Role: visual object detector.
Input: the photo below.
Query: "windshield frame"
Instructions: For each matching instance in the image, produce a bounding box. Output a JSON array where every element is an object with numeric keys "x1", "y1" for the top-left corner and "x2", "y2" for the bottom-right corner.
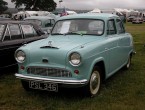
[{"x1": 51, "y1": 18, "x2": 105, "y2": 36}]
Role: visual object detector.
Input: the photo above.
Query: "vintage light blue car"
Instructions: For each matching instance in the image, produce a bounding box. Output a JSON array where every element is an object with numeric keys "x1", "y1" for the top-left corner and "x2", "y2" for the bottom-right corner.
[
  {"x1": 15, "y1": 13, "x2": 135, "y2": 97},
  {"x1": 24, "y1": 16, "x2": 55, "y2": 33}
]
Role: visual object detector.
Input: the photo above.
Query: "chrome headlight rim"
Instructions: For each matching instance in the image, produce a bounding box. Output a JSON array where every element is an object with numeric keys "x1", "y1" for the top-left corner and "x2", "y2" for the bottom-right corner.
[
  {"x1": 15, "y1": 50, "x2": 26, "y2": 63},
  {"x1": 69, "y1": 52, "x2": 81, "y2": 66}
]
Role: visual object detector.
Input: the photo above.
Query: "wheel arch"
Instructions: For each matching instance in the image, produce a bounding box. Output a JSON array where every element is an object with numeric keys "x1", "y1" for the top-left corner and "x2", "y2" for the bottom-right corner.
[
  {"x1": 94, "y1": 61, "x2": 106, "y2": 81},
  {"x1": 89, "y1": 58, "x2": 106, "y2": 81},
  {"x1": 129, "y1": 50, "x2": 136, "y2": 59}
]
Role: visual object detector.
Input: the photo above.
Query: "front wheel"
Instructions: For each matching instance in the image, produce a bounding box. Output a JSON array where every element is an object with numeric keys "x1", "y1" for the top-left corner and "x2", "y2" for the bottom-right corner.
[
  {"x1": 84, "y1": 67, "x2": 102, "y2": 97},
  {"x1": 21, "y1": 80, "x2": 31, "y2": 91}
]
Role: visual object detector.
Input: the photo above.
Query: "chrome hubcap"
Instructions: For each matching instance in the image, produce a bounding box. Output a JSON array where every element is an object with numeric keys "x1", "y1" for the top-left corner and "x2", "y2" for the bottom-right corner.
[
  {"x1": 90, "y1": 71, "x2": 100, "y2": 95},
  {"x1": 92, "y1": 76, "x2": 98, "y2": 90}
]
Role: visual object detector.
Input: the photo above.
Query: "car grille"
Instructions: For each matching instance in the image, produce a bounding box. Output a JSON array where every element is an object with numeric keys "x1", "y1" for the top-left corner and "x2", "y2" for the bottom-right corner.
[{"x1": 27, "y1": 67, "x2": 72, "y2": 77}]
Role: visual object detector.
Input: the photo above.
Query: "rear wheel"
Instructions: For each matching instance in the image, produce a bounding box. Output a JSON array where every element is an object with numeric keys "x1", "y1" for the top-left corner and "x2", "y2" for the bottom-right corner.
[{"x1": 84, "y1": 67, "x2": 102, "y2": 97}]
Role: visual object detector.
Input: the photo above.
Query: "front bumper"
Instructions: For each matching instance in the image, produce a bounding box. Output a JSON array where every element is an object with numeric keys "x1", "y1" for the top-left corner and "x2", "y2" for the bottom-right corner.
[{"x1": 15, "y1": 73, "x2": 88, "y2": 85}]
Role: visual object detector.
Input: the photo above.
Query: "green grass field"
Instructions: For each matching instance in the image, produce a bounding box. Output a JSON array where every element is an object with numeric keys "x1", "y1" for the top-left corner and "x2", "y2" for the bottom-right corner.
[{"x1": 0, "y1": 22, "x2": 145, "y2": 110}]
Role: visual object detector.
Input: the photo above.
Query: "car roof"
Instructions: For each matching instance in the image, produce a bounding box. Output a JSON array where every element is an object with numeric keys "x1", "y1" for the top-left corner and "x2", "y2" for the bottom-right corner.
[
  {"x1": 0, "y1": 20, "x2": 38, "y2": 25},
  {"x1": 25, "y1": 16, "x2": 54, "y2": 20},
  {"x1": 57, "y1": 13, "x2": 119, "y2": 21},
  {"x1": 0, "y1": 20, "x2": 42, "y2": 29},
  {"x1": 0, "y1": 20, "x2": 45, "y2": 35}
]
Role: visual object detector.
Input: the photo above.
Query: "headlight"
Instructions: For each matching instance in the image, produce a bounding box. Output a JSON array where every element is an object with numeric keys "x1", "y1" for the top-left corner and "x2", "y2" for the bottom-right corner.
[
  {"x1": 15, "y1": 50, "x2": 26, "y2": 63},
  {"x1": 69, "y1": 52, "x2": 81, "y2": 66}
]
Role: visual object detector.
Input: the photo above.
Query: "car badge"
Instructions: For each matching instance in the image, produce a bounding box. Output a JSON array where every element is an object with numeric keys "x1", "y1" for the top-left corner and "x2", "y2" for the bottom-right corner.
[{"x1": 48, "y1": 41, "x2": 52, "y2": 47}]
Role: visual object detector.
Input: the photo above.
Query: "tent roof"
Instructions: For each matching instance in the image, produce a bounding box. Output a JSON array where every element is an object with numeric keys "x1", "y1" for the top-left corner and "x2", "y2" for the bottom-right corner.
[{"x1": 90, "y1": 8, "x2": 101, "y2": 13}]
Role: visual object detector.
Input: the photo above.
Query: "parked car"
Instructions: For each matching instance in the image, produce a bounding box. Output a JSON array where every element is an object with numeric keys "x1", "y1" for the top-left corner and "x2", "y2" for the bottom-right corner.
[
  {"x1": 15, "y1": 13, "x2": 135, "y2": 97},
  {"x1": 127, "y1": 16, "x2": 136, "y2": 22},
  {"x1": 52, "y1": 8, "x2": 77, "y2": 17},
  {"x1": 24, "y1": 16, "x2": 55, "y2": 34},
  {"x1": 0, "y1": 20, "x2": 46, "y2": 71},
  {"x1": 53, "y1": 8, "x2": 70, "y2": 16},
  {"x1": 132, "y1": 16, "x2": 144, "y2": 24},
  {"x1": 143, "y1": 16, "x2": 145, "y2": 22},
  {"x1": 0, "y1": 17, "x2": 11, "y2": 20}
]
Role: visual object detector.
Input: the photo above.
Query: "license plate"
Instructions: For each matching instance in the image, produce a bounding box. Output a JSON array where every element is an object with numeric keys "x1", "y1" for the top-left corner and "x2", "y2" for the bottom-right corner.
[{"x1": 29, "y1": 81, "x2": 58, "y2": 92}]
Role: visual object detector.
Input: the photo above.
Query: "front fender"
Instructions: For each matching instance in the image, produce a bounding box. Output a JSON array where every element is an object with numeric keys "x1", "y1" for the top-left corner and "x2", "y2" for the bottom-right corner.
[{"x1": 87, "y1": 57, "x2": 106, "y2": 80}]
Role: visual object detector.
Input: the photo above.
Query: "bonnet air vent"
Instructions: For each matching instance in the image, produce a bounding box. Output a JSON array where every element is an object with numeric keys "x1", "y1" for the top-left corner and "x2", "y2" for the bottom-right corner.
[
  {"x1": 40, "y1": 46, "x2": 59, "y2": 49},
  {"x1": 42, "y1": 58, "x2": 48, "y2": 63}
]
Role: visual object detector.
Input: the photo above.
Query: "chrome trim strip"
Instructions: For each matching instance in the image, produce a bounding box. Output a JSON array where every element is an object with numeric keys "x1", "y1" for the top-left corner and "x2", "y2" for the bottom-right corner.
[{"x1": 15, "y1": 73, "x2": 88, "y2": 85}]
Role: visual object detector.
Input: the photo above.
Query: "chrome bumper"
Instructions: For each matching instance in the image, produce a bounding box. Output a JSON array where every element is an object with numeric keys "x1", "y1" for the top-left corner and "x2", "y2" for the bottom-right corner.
[{"x1": 15, "y1": 73, "x2": 88, "y2": 85}]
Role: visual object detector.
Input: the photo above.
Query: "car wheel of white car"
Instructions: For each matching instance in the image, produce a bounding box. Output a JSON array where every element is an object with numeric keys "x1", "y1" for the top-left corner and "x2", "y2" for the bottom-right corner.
[
  {"x1": 21, "y1": 80, "x2": 31, "y2": 91},
  {"x1": 84, "y1": 67, "x2": 102, "y2": 97}
]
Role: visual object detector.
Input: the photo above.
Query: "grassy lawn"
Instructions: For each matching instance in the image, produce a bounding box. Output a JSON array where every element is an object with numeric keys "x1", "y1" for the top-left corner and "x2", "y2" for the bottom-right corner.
[{"x1": 0, "y1": 22, "x2": 145, "y2": 110}]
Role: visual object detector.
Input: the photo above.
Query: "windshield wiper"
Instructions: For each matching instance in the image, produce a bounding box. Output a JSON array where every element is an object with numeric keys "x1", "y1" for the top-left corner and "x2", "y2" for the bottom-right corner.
[
  {"x1": 51, "y1": 31, "x2": 86, "y2": 36},
  {"x1": 51, "y1": 33, "x2": 63, "y2": 35},
  {"x1": 64, "y1": 31, "x2": 85, "y2": 36}
]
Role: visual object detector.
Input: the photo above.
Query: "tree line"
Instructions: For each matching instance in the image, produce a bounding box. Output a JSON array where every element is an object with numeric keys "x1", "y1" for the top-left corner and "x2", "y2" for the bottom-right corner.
[{"x1": 0, "y1": 0, "x2": 57, "y2": 14}]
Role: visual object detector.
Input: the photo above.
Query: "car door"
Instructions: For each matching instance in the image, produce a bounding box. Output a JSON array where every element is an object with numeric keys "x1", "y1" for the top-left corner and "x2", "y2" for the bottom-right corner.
[
  {"x1": 0, "y1": 23, "x2": 24, "y2": 68},
  {"x1": 116, "y1": 18, "x2": 130, "y2": 65},
  {"x1": 106, "y1": 19, "x2": 121, "y2": 74}
]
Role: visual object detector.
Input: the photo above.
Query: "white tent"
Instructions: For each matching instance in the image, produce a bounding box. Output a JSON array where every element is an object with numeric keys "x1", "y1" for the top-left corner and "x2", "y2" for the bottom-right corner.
[
  {"x1": 89, "y1": 8, "x2": 101, "y2": 13},
  {"x1": 66, "y1": 11, "x2": 77, "y2": 15},
  {"x1": 35, "y1": 11, "x2": 51, "y2": 16},
  {"x1": 25, "y1": 11, "x2": 38, "y2": 16},
  {"x1": 12, "y1": 11, "x2": 37, "y2": 19}
]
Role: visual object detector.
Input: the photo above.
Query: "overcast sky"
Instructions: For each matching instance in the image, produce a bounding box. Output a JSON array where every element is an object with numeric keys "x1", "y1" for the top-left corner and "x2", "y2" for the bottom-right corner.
[{"x1": 4, "y1": 0, "x2": 145, "y2": 10}]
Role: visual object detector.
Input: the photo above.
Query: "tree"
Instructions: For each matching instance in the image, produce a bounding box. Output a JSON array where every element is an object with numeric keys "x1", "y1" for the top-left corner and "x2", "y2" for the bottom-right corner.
[
  {"x1": 11, "y1": 0, "x2": 57, "y2": 11},
  {"x1": 0, "y1": 0, "x2": 8, "y2": 14}
]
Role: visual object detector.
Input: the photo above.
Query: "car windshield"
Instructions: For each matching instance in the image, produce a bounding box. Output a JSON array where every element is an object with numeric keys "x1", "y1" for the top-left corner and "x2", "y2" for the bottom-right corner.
[
  {"x1": 0, "y1": 24, "x2": 5, "y2": 40},
  {"x1": 51, "y1": 19, "x2": 104, "y2": 36},
  {"x1": 25, "y1": 19, "x2": 42, "y2": 26}
]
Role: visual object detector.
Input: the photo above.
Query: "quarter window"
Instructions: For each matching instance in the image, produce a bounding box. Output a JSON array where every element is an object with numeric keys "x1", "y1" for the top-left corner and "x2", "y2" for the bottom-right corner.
[
  {"x1": 21, "y1": 24, "x2": 37, "y2": 38},
  {"x1": 3, "y1": 29, "x2": 10, "y2": 41},
  {"x1": 9, "y1": 24, "x2": 22, "y2": 40},
  {"x1": 0, "y1": 24, "x2": 5, "y2": 40},
  {"x1": 107, "y1": 19, "x2": 117, "y2": 35},
  {"x1": 116, "y1": 19, "x2": 125, "y2": 34}
]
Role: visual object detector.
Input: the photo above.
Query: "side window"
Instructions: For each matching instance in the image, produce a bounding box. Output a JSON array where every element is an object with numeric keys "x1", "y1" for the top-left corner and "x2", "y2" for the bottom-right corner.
[
  {"x1": 107, "y1": 19, "x2": 117, "y2": 35},
  {"x1": 45, "y1": 19, "x2": 53, "y2": 27},
  {"x1": 116, "y1": 19, "x2": 125, "y2": 34},
  {"x1": 21, "y1": 24, "x2": 37, "y2": 38},
  {"x1": 0, "y1": 24, "x2": 5, "y2": 40},
  {"x1": 9, "y1": 24, "x2": 22, "y2": 40},
  {"x1": 3, "y1": 28, "x2": 11, "y2": 41},
  {"x1": 51, "y1": 20, "x2": 55, "y2": 26}
]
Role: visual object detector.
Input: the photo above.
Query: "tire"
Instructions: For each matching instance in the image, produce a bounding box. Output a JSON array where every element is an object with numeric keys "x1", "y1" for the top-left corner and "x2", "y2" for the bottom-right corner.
[
  {"x1": 21, "y1": 80, "x2": 31, "y2": 91},
  {"x1": 124, "y1": 55, "x2": 131, "y2": 70},
  {"x1": 83, "y1": 67, "x2": 102, "y2": 97}
]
